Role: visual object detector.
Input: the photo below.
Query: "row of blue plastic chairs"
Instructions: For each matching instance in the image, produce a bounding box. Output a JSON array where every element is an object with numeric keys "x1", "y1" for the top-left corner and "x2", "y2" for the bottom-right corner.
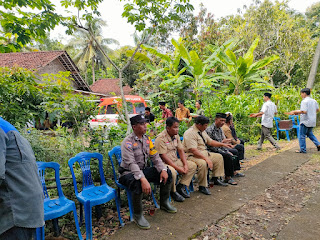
[{"x1": 36, "y1": 145, "x2": 192, "y2": 240}]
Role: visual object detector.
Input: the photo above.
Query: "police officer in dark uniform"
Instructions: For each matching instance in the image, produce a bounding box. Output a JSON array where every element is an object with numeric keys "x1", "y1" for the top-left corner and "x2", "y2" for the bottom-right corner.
[{"x1": 119, "y1": 115, "x2": 177, "y2": 229}]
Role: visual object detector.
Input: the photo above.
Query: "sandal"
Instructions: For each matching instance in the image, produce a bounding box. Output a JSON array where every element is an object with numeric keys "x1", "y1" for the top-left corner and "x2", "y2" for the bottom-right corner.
[
  {"x1": 234, "y1": 172, "x2": 245, "y2": 177},
  {"x1": 224, "y1": 178, "x2": 238, "y2": 185},
  {"x1": 295, "y1": 150, "x2": 306, "y2": 153}
]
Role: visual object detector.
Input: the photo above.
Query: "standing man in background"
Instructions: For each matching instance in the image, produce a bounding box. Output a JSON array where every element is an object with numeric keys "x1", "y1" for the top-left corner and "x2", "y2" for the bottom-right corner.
[
  {"x1": 250, "y1": 93, "x2": 280, "y2": 150},
  {"x1": 159, "y1": 101, "x2": 173, "y2": 123},
  {"x1": 285, "y1": 88, "x2": 320, "y2": 153},
  {"x1": 0, "y1": 117, "x2": 44, "y2": 240}
]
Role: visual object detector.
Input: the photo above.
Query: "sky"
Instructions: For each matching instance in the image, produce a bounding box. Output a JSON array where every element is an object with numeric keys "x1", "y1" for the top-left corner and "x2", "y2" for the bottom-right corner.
[{"x1": 52, "y1": 0, "x2": 319, "y2": 48}]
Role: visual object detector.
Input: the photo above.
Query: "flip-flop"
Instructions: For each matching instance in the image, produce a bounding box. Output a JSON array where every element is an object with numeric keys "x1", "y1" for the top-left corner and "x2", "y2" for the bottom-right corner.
[
  {"x1": 234, "y1": 172, "x2": 245, "y2": 177},
  {"x1": 224, "y1": 178, "x2": 238, "y2": 185},
  {"x1": 295, "y1": 150, "x2": 306, "y2": 153}
]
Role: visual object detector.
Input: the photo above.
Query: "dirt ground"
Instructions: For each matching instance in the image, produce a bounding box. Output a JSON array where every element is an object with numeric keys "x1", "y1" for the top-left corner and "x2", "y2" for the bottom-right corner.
[{"x1": 194, "y1": 131, "x2": 320, "y2": 240}]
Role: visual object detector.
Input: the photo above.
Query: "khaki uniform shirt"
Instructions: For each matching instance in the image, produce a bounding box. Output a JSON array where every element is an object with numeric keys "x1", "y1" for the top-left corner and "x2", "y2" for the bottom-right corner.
[
  {"x1": 175, "y1": 107, "x2": 191, "y2": 121},
  {"x1": 183, "y1": 124, "x2": 212, "y2": 157},
  {"x1": 222, "y1": 124, "x2": 240, "y2": 145},
  {"x1": 154, "y1": 129, "x2": 182, "y2": 163},
  {"x1": 120, "y1": 133, "x2": 165, "y2": 180}
]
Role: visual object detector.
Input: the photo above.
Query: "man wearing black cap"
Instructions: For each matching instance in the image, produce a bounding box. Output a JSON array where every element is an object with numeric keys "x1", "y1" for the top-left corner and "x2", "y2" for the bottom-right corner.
[
  {"x1": 250, "y1": 93, "x2": 280, "y2": 150},
  {"x1": 159, "y1": 101, "x2": 173, "y2": 123},
  {"x1": 206, "y1": 113, "x2": 244, "y2": 186},
  {"x1": 119, "y1": 115, "x2": 176, "y2": 229}
]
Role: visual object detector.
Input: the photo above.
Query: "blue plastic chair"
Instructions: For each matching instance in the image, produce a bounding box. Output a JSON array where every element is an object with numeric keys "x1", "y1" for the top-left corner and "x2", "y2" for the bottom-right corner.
[
  {"x1": 36, "y1": 162, "x2": 82, "y2": 240},
  {"x1": 274, "y1": 117, "x2": 290, "y2": 141},
  {"x1": 68, "y1": 152, "x2": 123, "y2": 240},
  {"x1": 289, "y1": 115, "x2": 300, "y2": 138},
  {"x1": 108, "y1": 146, "x2": 159, "y2": 221}
]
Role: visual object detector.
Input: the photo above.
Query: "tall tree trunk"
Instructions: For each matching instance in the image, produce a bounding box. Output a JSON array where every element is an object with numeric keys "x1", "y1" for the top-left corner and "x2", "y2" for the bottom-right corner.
[
  {"x1": 92, "y1": 56, "x2": 95, "y2": 83},
  {"x1": 307, "y1": 37, "x2": 320, "y2": 88},
  {"x1": 119, "y1": 71, "x2": 131, "y2": 135}
]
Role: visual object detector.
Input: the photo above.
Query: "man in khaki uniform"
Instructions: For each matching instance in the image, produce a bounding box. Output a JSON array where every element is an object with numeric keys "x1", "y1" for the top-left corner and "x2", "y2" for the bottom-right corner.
[
  {"x1": 183, "y1": 115, "x2": 232, "y2": 195},
  {"x1": 155, "y1": 117, "x2": 197, "y2": 202},
  {"x1": 175, "y1": 100, "x2": 192, "y2": 122},
  {"x1": 119, "y1": 115, "x2": 177, "y2": 229}
]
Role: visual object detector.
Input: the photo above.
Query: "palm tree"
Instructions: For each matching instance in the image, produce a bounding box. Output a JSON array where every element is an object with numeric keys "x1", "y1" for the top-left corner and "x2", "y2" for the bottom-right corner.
[{"x1": 65, "y1": 18, "x2": 119, "y2": 83}]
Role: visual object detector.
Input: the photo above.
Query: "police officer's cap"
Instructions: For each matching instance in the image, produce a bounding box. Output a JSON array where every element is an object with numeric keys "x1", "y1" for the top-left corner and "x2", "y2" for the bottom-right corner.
[{"x1": 130, "y1": 115, "x2": 147, "y2": 125}]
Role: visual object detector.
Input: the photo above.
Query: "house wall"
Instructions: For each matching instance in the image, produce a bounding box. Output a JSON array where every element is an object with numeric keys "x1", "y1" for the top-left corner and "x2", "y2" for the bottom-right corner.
[{"x1": 36, "y1": 58, "x2": 78, "y2": 89}]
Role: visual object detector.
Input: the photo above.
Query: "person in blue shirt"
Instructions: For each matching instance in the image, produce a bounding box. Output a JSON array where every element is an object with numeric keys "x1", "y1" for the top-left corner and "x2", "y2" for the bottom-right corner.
[{"x1": 0, "y1": 117, "x2": 44, "y2": 240}]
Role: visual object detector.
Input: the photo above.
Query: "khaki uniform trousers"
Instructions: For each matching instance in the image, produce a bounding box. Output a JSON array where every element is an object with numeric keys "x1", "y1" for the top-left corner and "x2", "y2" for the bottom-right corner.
[
  {"x1": 188, "y1": 152, "x2": 224, "y2": 187},
  {"x1": 165, "y1": 160, "x2": 197, "y2": 192}
]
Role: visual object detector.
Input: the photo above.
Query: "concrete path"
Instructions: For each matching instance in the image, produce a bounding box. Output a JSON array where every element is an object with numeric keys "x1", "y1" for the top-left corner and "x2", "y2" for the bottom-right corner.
[
  {"x1": 277, "y1": 188, "x2": 320, "y2": 240},
  {"x1": 108, "y1": 147, "x2": 313, "y2": 240}
]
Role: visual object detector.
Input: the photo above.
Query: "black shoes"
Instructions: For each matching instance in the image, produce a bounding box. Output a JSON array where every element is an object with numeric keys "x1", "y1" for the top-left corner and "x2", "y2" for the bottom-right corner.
[
  {"x1": 170, "y1": 191, "x2": 185, "y2": 202},
  {"x1": 211, "y1": 177, "x2": 228, "y2": 187},
  {"x1": 199, "y1": 186, "x2": 211, "y2": 195},
  {"x1": 317, "y1": 145, "x2": 320, "y2": 151},
  {"x1": 176, "y1": 183, "x2": 190, "y2": 198}
]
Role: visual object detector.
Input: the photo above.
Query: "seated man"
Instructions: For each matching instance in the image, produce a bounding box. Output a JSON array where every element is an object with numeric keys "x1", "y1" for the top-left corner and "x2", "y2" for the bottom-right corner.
[
  {"x1": 206, "y1": 113, "x2": 244, "y2": 185},
  {"x1": 119, "y1": 115, "x2": 176, "y2": 230},
  {"x1": 155, "y1": 117, "x2": 197, "y2": 202},
  {"x1": 183, "y1": 115, "x2": 232, "y2": 195},
  {"x1": 222, "y1": 112, "x2": 244, "y2": 145},
  {"x1": 175, "y1": 100, "x2": 192, "y2": 122},
  {"x1": 207, "y1": 113, "x2": 245, "y2": 161},
  {"x1": 145, "y1": 107, "x2": 155, "y2": 123}
]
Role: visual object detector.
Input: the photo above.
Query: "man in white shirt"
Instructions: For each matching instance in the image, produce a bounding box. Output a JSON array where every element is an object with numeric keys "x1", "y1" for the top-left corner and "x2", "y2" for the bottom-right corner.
[
  {"x1": 285, "y1": 88, "x2": 320, "y2": 153},
  {"x1": 250, "y1": 93, "x2": 280, "y2": 150}
]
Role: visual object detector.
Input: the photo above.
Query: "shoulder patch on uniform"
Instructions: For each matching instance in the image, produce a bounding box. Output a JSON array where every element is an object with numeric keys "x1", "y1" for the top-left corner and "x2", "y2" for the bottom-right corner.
[{"x1": 126, "y1": 141, "x2": 133, "y2": 149}]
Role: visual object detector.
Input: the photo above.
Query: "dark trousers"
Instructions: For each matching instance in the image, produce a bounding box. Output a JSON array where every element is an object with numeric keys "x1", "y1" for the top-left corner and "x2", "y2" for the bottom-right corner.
[
  {"x1": 0, "y1": 227, "x2": 35, "y2": 240},
  {"x1": 119, "y1": 167, "x2": 172, "y2": 195},
  {"x1": 228, "y1": 144, "x2": 245, "y2": 160},
  {"x1": 219, "y1": 152, "x2": 235, "y2": 177}
]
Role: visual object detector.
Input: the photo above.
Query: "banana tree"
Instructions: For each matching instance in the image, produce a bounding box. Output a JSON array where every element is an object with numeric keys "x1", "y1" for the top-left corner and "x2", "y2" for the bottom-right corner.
[
  {"x1": 137, "y1": 41, "x2": 194, "y2": 99},
  {"x1": 140, "y1": 38, "x2": 232, "y2": 99},
  {"x1": 212, "y1": 38, "x2": 279, "y2": 95}
]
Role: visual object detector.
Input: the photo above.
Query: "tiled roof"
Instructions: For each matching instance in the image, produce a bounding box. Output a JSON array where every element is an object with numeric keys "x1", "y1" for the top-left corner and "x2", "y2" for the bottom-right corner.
[
  {"x1": 90, "y1": 79, "x2": 133, "y2": 96},
  {"x1": 0, "y1": 51, "x2": 65, "y2": 70},
  {"x1": 0, "y1": 51, "x2": 91, "y2": 92}
]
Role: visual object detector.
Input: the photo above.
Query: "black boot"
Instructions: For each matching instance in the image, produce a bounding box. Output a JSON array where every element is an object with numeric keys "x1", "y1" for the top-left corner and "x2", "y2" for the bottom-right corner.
[
  {"x1": 132, "y1": 193, "x2": 150, "y2": 229},
  {"x1": 160, "y1": 183, "x2": 177, "y2": 213},
  {"x1": 176, "y1": 183, "x2": 190, "y2": 198},
  {"x1": 170, "y1": 191, "x2": 185, "y2": 202},
  {"x1": 211, "y1": 177, "x2": 228, "y2": 187}
]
